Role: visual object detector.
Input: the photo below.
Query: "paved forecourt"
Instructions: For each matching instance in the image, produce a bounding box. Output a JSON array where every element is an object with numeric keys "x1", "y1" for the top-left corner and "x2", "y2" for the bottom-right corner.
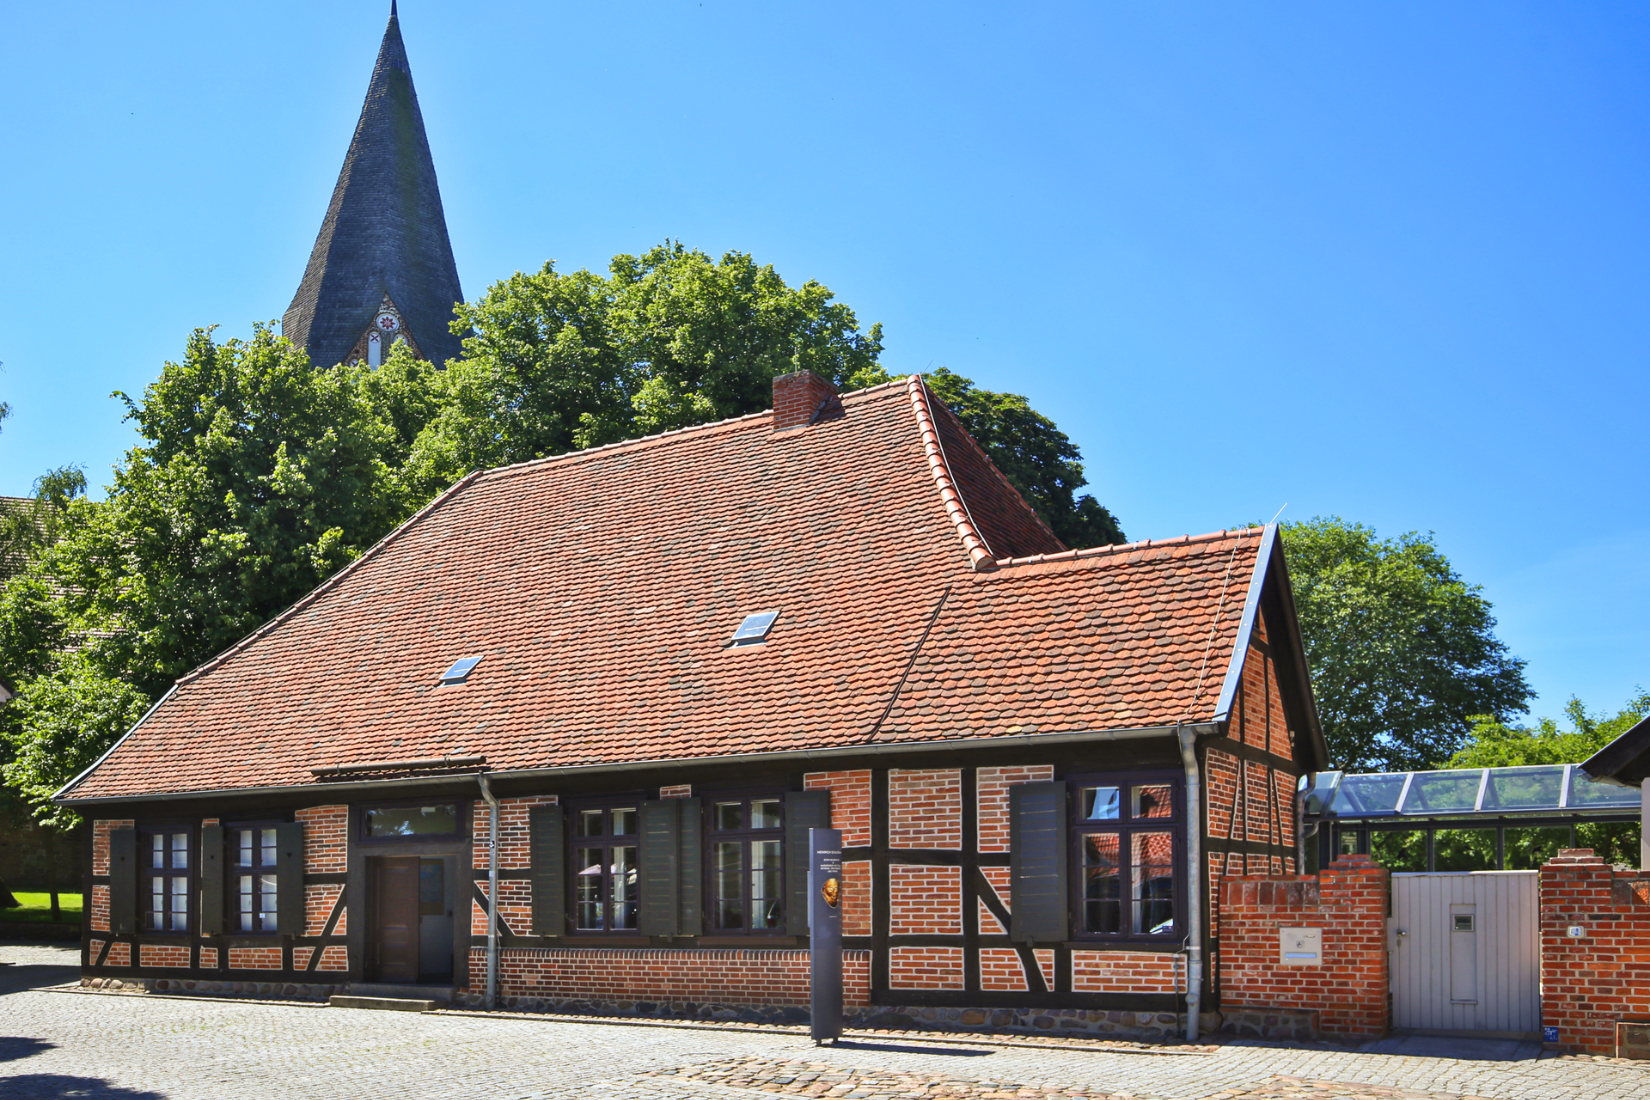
[{"x1": 2, "y1": 943, "x2": 1646, "y2": 1100}]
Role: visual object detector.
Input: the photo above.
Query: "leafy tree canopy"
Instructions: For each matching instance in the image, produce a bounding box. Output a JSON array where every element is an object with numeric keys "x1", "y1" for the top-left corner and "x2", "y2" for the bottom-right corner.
[
  {"x1": 1450, "y1": 691, "x2": 1650, "y2": 768},
  {"x1": 51, "y1": 324, "x2": 417, "y2": 696},
  {"x1": 1282, "y1": 517, "x2": 1533, "y2": 772}
]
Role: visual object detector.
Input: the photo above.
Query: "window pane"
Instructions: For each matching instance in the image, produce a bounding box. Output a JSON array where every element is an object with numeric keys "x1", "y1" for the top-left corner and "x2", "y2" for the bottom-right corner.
[
  {"x1": 238, "y1": 874, "x2": 254, "y2": 932},
  {"x1": 172, "y1": 832, "x2": 189, "y2": 869},
  {"x1": 171, "y1": 876, "x2": 189, "y2": 931},
  {"x1": 1131, "y1": 832, "x2": 1175, "y2": 935},
  {"x1": 575, "y1": 847, "x2": 604, "y2": 929},
  {"x1": 611, "y1": 808, "x2": 637, "y2": 837},
  {"x1": 258, "y1": 875, "x2": 278, "y2": 932},
  {"x1": 1131, "y1": 785, "x2": 1172, "y2": 820},
  {"x1": 152, "y1": 834, "x2": 165, "y2": 869},
  {"x1": 751, "y1": 840, "x2": 782, "y2": 928},
  {"x1": 716, "y1": 802, "x2": 744, "y2": 831},
  {"x1": 1082, "y1": 787, "x2": 1120, "y2": 821},
  {"x1": 578, "y1": 810, "x2": 604, "y2": 838},
  {"x1": 750, "y1": 800, "x2": 782, "y2": 829},
  {"x1": 365, "y1": 805, "x2": 459, "y2": 838},
  {"x1": 1083, "y1": 833, "x2": 1121, "y2": 934},
  {"x1": 611, "y1": 846, "x2": 638, "y2": 929},
  {"x1": 715, "y1": 841, "x2": 744, "y2": 929},
  {"x1": 150, "y1": 881, "x2": 165, "y2": 930},
  {"x1": 236, "y1": 830, "x2": 253, "y2": 868},
  {"x1": 260, "y1": 828, "x2": 277, "y2": 868}
]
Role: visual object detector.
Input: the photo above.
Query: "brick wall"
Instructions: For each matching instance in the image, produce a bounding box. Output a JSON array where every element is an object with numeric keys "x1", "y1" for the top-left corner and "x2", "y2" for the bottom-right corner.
[
  {"x1": 227, "y1": 947, "x2": 284, "y2": 971},
  {"x1": 484, "y1": 947, "x2": 872, "y2": 1008},
  {"x1": 198, "y1": 947, "x2": 217, "y2": 969},
  {"x1": 296, "y1": 805, "x2": 348, "y2": 873},
  {"x1": 1071, "y1": 950, "x2": 1181, "y2": 994},
  {"x1": 91, "y1": 818, "x2": 133, "y2": 876},
  {"x1": 889, "y1": 865, "x2": 961, "y2": 934},
  {"x1": 842, "y1": 860, "x2": 872, "y2": 937},
  {"x1": 1219, "y1": 854, "x2": 1390, "y2": 1041},
  {"x1": 474, "y1": 878, "x2": 534, "y2": 936},
  {"x1": 888, "y1": 769, "x2": 961, "y2": 849},
  {"x1": 473, "y1": 794, "x2": 558, "y2": 871},
  {"x1": 292, "y1": 944, "x2": 349, "y2": 972},
  {"x1": 977, "y1": 766, "x2": 1054, "y2": 852},
  {"x1": 90, "y1": 884, "x2": 111, "y2": 933},
  {"x1": 889, "y1": 945, "x2": 964, "y2": 989},
  {"x1": 804, "y1": 770, "x2": 872, "y2": 846},
  {"x1": 304, "y1": 884, "x2": 343, "y2": 936},
  {"x1": 140, "y1": 944, "x2": 190, "y2": 969},
  {"x1": 1539, "y1": 849, "x2": 1650, "y2": 1056}
]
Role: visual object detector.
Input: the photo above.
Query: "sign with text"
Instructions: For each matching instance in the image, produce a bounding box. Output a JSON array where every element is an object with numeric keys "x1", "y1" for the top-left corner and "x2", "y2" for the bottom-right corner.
[{"x1": 808, "y1": 827, "x2": 843, "y2": 1044}]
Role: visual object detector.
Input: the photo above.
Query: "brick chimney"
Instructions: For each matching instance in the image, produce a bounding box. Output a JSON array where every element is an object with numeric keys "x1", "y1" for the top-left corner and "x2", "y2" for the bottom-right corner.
[{"x1": 771, "y1": 370, "x2": 839, "y2": 430}]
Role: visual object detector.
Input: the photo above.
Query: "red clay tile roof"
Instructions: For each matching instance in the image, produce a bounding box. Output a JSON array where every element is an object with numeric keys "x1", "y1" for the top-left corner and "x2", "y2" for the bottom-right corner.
[{"x1": 60, "y1": 378, "x2": 1276, "y2": 801}]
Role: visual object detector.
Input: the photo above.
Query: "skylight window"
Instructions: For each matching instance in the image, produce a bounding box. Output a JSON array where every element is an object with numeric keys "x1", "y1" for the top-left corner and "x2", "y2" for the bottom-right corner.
[
  {"x1": 728, "y1": 611, "x2": 780, "y2": 648},
  {"x1": 438, "y1": 656, "x2": 483, "y2": 685}
]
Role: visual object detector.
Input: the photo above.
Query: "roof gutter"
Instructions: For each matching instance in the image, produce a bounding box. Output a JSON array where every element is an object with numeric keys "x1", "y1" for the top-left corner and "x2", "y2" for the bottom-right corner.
[{"x1": 57, "y1": 721, "x2": 1223, "y2": 807}]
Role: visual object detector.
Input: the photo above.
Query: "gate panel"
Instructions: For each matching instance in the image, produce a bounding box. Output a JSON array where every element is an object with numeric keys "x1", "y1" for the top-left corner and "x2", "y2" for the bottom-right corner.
[{"x1": 1390, "y1": 872, "x2": 1538, "y2": 1037}]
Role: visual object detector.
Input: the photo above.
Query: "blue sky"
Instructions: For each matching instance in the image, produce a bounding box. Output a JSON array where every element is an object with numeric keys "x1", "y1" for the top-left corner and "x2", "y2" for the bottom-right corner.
[{"x1": 1, "y1": 2, "x2": 1646, "y2": 725}]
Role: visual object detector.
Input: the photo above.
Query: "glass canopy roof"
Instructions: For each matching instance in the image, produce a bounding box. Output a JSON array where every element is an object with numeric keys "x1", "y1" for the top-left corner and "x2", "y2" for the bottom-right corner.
[{"x1": 1301, "y1": 764, "x2": 1640, "y2": 821}]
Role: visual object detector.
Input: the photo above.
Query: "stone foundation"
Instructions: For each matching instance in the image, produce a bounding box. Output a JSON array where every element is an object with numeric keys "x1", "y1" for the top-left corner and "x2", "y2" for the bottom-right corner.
[
  {"x1": 1217, "y1": 1006, "x2": 1319, "y2": 1041},
  {"x1": 1618, "y1": 1020, "x2": 1650, "y2": 1060},
  {"x1": 79, "y1": 976, "x2": 345, "y2": 1001}
]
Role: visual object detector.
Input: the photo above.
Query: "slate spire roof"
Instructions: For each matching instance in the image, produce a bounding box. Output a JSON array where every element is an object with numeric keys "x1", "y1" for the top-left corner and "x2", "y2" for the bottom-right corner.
[{"x1": 282, "y1": 3, "x2": 466, "y2": 368}]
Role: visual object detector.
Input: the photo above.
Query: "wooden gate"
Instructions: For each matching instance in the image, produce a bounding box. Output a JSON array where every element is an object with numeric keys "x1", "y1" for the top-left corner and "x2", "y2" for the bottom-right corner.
[{"x1": 1389, "y1": 871, "x2": 1540, "y2": 1038}]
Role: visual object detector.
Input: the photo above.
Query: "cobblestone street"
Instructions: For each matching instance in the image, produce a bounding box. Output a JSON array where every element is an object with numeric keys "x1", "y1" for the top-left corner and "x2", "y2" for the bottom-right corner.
[{"x1": 3, "y1": 942, "x2": 1646, "y2": 1100}]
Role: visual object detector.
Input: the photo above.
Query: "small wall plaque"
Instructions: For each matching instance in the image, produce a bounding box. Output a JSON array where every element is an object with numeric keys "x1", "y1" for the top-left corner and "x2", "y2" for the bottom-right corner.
[
  {"x1": 1279, "y1": 926, "x2": 1323, "y2": 967},
  {"x1": 1567, "y1": 925, "x2": 1586, "y2": 938}
]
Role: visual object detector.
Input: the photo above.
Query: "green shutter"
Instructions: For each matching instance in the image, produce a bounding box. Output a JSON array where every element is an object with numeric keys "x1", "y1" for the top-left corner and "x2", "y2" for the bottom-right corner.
[
  {"x1": 109, "y1": 828, "x2": 137, "y2": 936},
  {"x1": 529, "y1": 804, "x2": 566, "y2": 937},
  {"x1": 676, "y1": 798, "x2": 702, "y2": 936},
  {"x1": 1009, "y1": 781, "x2": 1068, "y2": 944},
  {"x1": 784, "y1": 790, "x2": 832, "y2": 935},
  {"x1": 200, "y1": 825, "x2": 226, "y2": 935},
  {"x1": 275, "y1": 822, "x2": 305, "y2": 936},
  {"x1": 639, "y1": 799, "x2": 679, "y2": 936}
]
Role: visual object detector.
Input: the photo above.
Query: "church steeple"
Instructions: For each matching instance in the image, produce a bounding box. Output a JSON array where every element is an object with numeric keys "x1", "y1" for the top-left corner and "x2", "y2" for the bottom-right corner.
[{"x1": 282, "y1": 3, "x2": 465, "y2": 368}]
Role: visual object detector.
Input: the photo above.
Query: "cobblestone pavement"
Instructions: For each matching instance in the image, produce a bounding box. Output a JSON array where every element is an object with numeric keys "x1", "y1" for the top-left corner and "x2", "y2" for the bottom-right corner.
[{"x1": 3, "y1": 941, "x2": 1646, "y2": 1100}]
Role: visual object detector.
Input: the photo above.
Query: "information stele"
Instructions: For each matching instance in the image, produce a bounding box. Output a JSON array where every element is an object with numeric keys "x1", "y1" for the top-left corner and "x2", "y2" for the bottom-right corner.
[{"x1": 808, "y1": 827, "x2": 844, "y2": 1044}]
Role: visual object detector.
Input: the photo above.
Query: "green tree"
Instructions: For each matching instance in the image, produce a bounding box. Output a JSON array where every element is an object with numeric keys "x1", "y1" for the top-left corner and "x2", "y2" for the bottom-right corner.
[
  {"x1": 411, "y1": 242, "x2": 886, "y2": 489},
  {"x1": 1282, "y1": 517, "x2": 1533, "y2": 772},
  {"x1": 1, "y1": 466, "x2": 88, "y2": 585},
  {"x1": 52, "y1": 324, "x2": 413, "y2": 696},
  {"x1": 416, "y1": 243, "x2": 1124, "y2": 548},
  {"x1": 922, "y1": 368, "x2": 1125, "y2": 549}
]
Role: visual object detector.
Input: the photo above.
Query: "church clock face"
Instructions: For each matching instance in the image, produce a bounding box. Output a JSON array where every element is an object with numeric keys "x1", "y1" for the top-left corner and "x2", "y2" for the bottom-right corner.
[{"x1": 375, "y1": 313, "x2": 400, "y2": 332}]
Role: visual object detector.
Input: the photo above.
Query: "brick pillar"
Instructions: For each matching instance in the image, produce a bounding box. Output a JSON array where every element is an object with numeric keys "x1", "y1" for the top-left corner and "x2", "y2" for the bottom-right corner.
[
  {"x1": 1540, "y1": 848, "x2": 1650, "y2": 1056},
  {"x1": 772, "y1": 370, "x2": 837, "y2": 429}
]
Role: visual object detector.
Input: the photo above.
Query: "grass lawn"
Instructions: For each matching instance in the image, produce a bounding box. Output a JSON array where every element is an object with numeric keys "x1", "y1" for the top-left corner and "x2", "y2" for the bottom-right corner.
[{"x1": 0, "y1": 891, "x2": 83, "y2": 923}]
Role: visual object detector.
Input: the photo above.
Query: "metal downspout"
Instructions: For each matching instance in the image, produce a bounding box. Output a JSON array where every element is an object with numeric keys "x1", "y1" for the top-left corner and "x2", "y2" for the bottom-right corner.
[
  {"x1": 478, "y1": 774, "x2": 500, "y2": 1009},
  {"x1": 1176, "y1": 725, "x2": 1205, "y2": 1043}
]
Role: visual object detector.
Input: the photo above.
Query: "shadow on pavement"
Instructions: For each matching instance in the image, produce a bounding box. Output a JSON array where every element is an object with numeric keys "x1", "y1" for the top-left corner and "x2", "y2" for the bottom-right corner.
[
  {"x1": 0, "y1": 963, "x2": 79, "y2": 998},
  {"x1": 0, "y1": 1037, "x2": 58, "y2": 1063},
  {"x1": 1358, "y1": 1033, "x2": 1543, "y2": 1061},
  {"x1": 0, "y1": 1074, "x2": 167, "y2": 1098},
  {"x1": 827, "y1": 1039, "x2": 994, "y2": 1056}
]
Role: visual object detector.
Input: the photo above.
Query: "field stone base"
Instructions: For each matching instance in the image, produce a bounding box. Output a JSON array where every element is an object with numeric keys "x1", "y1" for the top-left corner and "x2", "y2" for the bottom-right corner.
[
  {"x1": 1217, "y1": 1007, "x2": 1320, "y2": 1042},
  {"x1": 1617, "y1": 1020, "x2": 1650, "y2": 1060},
  {"x1": 457, "y1": 992, "x2": 1214, "y2": 1041},
  {"x1": 79, "y1": 976, "x2": 345, "y2": 1001}
]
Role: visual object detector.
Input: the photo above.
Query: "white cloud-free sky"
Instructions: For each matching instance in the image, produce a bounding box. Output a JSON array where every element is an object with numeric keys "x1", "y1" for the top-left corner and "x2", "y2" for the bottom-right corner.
[{"x1": 2, "y1": 1, "x2": 1646, "y2": 722}]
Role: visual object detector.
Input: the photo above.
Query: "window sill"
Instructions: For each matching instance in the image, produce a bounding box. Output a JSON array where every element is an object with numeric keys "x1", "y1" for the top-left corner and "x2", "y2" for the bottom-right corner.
[
  {"x1": 695, "y1": 935, "x2": 799, "y2": 947},
  {"x1": 563, "y1": 934, "x2": 646, "y2": 946},
  {"x1": 1063, "y1": 939, "x2": 1183, "y2": 951}
]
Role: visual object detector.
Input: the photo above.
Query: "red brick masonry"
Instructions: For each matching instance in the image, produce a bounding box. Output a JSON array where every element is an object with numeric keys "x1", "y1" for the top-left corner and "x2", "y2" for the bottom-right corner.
[
  {"x1": 1539, "y1": 849, "x2": 1650, "y2": 1057},
  {"x1": 483, "y1": 948, "x2": 872, "y2": 1009},
  {"x1": 1219, "y1": 854, "x2": 1390, "y2": 1041}
]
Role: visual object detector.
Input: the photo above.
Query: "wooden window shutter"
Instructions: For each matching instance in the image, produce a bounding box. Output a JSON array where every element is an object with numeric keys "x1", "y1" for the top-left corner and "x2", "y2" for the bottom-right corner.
[
  {"x1": 639, "y1": 799, "x2": 680, "y2": 936},
  {"x1": 1009, "y1": 781, "x2": 1068, "y2": 944},
  {"x1": 274, "y1": 822, "x2": 305, "y2": 936},
  {"x1": 783, "y1": 790, "x2": 832, "y2": 935},
  {"x1": 199, "y1": 825, "x2": 226, "y2": 935},
  {"x1": 675, "y1": 798, "x2": 703, "y2": 937},
  {"x1": 108, "y1": 827, "x2": 137, "y2": 936},
  {"x1": 529, "y1": 804, "x2": 565, "y2": 937}
]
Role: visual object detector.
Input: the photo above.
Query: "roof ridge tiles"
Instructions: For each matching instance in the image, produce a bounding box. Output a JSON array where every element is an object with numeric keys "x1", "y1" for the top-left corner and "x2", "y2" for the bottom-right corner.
[
  {"x1": 474, "y1": 377, "x2": 915, "y2": 482},
  {"x1": 172, "y1": 467, "x2": 487, "y2": 688},
  {"x1": 905, "y1": 375, "x2": 997, "y2": 572},
  {"x1": 990, "y1": 527, "x2": 1254, "y2": 569}
]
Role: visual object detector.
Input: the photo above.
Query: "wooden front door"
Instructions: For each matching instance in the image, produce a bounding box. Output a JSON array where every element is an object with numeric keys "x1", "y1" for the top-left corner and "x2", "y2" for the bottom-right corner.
[{"x1": 372, "y1": 856, "x2": 421, "y2": 983}]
